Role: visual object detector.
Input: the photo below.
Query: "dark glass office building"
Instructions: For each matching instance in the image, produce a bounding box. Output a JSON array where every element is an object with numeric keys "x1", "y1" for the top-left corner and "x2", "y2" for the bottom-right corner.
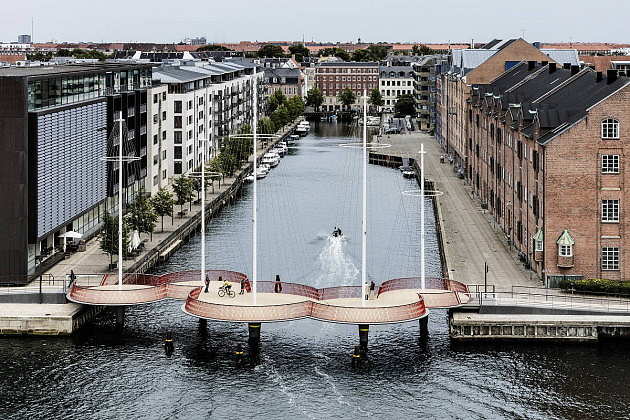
[{"x1": 0, "y1": 63, "x2": 153, "y2": 284}]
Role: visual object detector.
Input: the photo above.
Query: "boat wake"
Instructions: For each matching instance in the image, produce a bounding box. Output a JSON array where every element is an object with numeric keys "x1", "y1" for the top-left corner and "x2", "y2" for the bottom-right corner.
[{"x1": 310, "y1": 236, "x2": 359, "y2": 287}]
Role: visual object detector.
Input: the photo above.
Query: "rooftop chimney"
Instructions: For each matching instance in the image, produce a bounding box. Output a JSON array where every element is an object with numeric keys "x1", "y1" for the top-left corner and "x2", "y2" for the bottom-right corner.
[
  {"x1": 563, "y1": 63, "x2": 571, "y2": 70},
  {"x1": 596, "y1": 71, "x2": 603, "y2": 82},
  {"x1": 549, "y1": 62, "x2": 557, "y2": 73},
  {"x1": 528, "y1": 61, "x2": 536, "y2": 70},
  {"x1": 607, "y1": 69, "x2": 618, "y2": 84},
  {"x1": 541, "y1": 60, "x2": 548, "y2": 66},
  {"x1": 571, "y1": 65, "x2": 580, "y2": 75}
]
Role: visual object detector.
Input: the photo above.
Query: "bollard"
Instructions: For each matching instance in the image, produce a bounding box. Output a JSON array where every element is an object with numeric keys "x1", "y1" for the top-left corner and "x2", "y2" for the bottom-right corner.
[
  {"x1": 164, "y1": 333, "x2": 174, "y2": 357},
  {"x1": 198, "y1": 318, "x2": 208, "y2": 337},
  {"x1": 358, "y1": 324, "x2": 369, "y2": 351}
]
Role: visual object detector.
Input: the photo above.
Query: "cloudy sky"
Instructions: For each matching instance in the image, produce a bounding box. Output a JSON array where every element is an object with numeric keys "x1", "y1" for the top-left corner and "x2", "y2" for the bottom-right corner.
[{"x1": 3, "y1": 0, "x2": 628, "y2": 44}]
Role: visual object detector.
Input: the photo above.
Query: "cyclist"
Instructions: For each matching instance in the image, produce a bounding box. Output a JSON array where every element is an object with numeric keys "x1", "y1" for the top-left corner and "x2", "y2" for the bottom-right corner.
[{"x1": 221, "y1": 277, "x2": 232, "y2": 294}]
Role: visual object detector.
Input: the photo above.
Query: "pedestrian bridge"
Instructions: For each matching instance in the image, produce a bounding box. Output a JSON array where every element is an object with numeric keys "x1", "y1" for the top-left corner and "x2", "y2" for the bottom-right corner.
[{"x1": 66, "y1": 270, "x2": 471, "y2": 325}]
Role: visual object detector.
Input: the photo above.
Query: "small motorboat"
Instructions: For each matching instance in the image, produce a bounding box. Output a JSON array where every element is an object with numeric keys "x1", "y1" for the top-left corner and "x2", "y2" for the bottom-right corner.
[
  {"x1": 332, "y1": 227, "x2": 343, "y2": 238},
  {"x1": 288, "y1": 134, "x2": 300, "y2": 143},
  {"x1": 402, "y1": 169, "x2": 415, "y2": 179},
  {"x1": 245, "y1": 174, "x2": 255, "y2": 182},
  {"x1": 256, "y1": 164, "x2": 270, "y2": 179},
  {"x1": 262, "y1": 152, "x2": 280, "y2": 167}
]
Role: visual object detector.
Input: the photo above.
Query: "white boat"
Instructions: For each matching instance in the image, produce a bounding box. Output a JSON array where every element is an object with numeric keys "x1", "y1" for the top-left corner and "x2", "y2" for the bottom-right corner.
[
  {"x1": 256, "y1": 164, "x2": 270, "y2": 179},
  {"x1": 245, "y1": 174, "x2": 255, "y2": 182},
  {"x1": 273, "y1": 147, "x2": 286, "y2": 157},
  {"x1": 402, "y1": 169, "x2": 415, "y2": 178},
  {"x1": 366, "y1": 116, "x2": 381, "y2": 127},
  {"x1": 262, "y1": 152, "x2": 280, "y2": 167},
  {"x1": 288, "y1": 134, "x2": 300, "y2": 143},
  {"x1": 295, "y1": 126, "x2": 308, "y2": 136}
]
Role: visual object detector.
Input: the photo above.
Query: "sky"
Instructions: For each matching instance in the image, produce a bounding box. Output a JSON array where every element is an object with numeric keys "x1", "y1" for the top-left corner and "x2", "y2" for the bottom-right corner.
[{"x1": 2, "y1": 0, "x2": 629, "y2": 44}]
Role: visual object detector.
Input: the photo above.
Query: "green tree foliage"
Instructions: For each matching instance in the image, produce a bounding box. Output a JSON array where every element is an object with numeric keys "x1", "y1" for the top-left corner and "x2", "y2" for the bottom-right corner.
[
  {"x1": 172, "y1": 176, "x2": 194, "y2": 214},
  {"x1": 318, "y1": 47, "x2": 350, "y2": 62},
  {"x1": 412, "y1": 44, "x2": 434, "y2": 56},
  {"x1": 351, "y1": 45, "x2": 390, "y2": 62},
  {"x1": 27, "y1": 52, "x2": 52, "y2": 61},
  {"x1": 286, "y1": 96, "x2": 305, "y2": 120},
  {"x1": 338, "y1": 88, "x2": 357, "y2": 110},
  {"x1": 151, "y1": 188, "x2": 175, "y2": 232},
  {"x1": 369, "y1": 88, "x2": 384, "y2": 108},
  {"x1": 305, "y1": 88, "x2": 324, "y2": 110},
  {"x1": 288, "y1": 43, "x2": 310, "y2": 62},
  {"x1": 267, "y1": 90, "x2": 287, "y2": 114},
  {"x1": 257, "y1": 44, "x2": 285, "y2": 58},
  {"x1": 100, "y1": 212, "x2": 130, "y2": 266},
  {"x1": 258, "y1": 117, "x2": 276, "y2": 134},
  {"x1": 394, "y1": 94, "x2": 416, "y2": 117},
  {"x1": 197, "y1": 44, "x2": 232, "y2": 52},
  {"x1": 271, "y1": 104, "x2": 290, "y2": 129},
  {"x1": 127, "y1": 195, "x2": 158, "y2": 240}
]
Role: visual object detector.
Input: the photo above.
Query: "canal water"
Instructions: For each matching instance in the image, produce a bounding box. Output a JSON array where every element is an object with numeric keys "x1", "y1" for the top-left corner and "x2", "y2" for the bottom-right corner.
[{"x1": 2, "y1": 123, "x2": 630, "y2": 419}]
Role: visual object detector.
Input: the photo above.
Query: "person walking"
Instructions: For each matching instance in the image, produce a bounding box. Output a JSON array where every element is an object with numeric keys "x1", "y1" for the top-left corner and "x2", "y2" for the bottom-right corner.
[
  {"x1": 239, "y1": 277, "x2": 246, "y2": 295},
  {"x1": 69, "y1": 269, "x2": 77, "y2": 286},
  {"x1": 274, "y1": 275, "x2": 282, "y2": 293},
  {"x1": 204, "y1": 274, "x2": 210, "y2": 293},
  {"x1": 369, "y1": 281, "x2": 375, "y2": 299}
]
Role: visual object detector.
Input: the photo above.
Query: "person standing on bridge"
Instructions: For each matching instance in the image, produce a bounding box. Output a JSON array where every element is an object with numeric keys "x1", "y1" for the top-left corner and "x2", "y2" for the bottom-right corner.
[
  {"x1": 369, "y1": 281, "x2": 375, "y2": 299},
  {"x1": 69, "y1": 270, "x2": 77, "y2": 286},
  {"x1": 204, "y1": 274, "x2": 210, "y2": 293},
  {"x1": 274, "y1": 275, "x2": 282, "y2": 293}
]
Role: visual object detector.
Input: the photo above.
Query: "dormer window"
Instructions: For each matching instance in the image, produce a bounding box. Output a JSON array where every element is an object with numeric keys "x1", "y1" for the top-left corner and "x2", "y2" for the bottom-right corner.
[
  {"x1": 602, "y1": 118, "x2": 619, "y2": 139},
  {"x1": 557, "y1": 230, "x2": 574, "y2": 257},
  {"x1": 533, "y1": 229, "x2": 544, "y2": 252}
]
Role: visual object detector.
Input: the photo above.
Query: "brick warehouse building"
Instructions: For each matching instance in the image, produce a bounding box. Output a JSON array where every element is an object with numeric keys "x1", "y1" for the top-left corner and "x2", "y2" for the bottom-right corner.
[
  {"x1": 315, "y1": 61, "x2": 379, "y2": 111},
  {"x1": 467, "y1": 62, "x2": 630, "y2": 284}
]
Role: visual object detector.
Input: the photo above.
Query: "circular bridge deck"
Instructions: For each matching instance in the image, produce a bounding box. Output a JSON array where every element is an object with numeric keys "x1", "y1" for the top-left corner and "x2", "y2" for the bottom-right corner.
[{"x1": 67, "y1": 271, "x2": 470, "y2": 325}]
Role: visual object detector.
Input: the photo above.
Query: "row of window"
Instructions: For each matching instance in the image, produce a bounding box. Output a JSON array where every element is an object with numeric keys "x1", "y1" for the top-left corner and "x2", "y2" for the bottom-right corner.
[
  {"x1": 380, "y1": 80, "x2": 413, "y2": 87},
  {"x1": 318, "y1": 76, "x2": 377, "y2": 82},
  {"x1": 381, "y1": 89, "x2": 413, "y2": 97},
  {"x1": 317, "y1": 68, "x2": 378, "y2": 74},
  {"x1": 557, "y1": 245, "x2": 619, "y2": 270}
]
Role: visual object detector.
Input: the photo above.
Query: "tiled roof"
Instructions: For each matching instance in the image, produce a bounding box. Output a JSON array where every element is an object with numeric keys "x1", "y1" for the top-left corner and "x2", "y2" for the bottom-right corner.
[{"x1": 579, "y1": 55, "x2": 630, "y2": 72}]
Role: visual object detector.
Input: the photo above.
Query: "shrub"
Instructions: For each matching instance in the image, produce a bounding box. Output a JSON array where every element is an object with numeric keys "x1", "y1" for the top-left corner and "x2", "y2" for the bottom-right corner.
[{"x1": 559, "y1": 278, "x2": 630, "y2": 295}]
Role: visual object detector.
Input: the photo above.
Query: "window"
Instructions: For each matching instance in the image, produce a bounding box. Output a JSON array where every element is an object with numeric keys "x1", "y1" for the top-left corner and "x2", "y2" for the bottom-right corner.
[
  {"x1": 174, "y1": 116, "x2": 182, "y2": 129},
  {"x1": 174, "y1": 131, "x2": 182, "y2": 144},
  {"x1": 162, "y1": 111, "x2": 166, "y2": 121},
  {"x1": 602, "y1": 199, "x2": 620, "y2": 222},
  {"x1": 602, "y1": 247, "x2": 620, "y2": 270},
  {"x1": 162, "y1": 92, "x2": 166, "y2": 100},
  {"x1": 601, "y1": 119, "x2": 619, "y2": 139},
  {"x1": 162, "y1": 130, "x2": 167, "y2": 140},
  {"x1": 153, "y1": 94, "x2": 158, "y2": 104},
  {"x1": 153, "y1": 114, "x2": 158, "y2": 124},
  {"x1": 602, "y1": 154, "x2": 620, "y2": 174},
  {"x1": 174, "y1": 101, "x2": 182, "y2": 113},
  {"x1": 559, "y1": 244, "x2": 572, "y2": 257},
  {"x1": 162, "y1": 169, "x2": 167, "y2": 180},
  {"x1": 174, "y1": 162, "x2": 182, "y2": 175},
  {"x1": 153, "y1": 134, "x2": 158, "y2": 145}
]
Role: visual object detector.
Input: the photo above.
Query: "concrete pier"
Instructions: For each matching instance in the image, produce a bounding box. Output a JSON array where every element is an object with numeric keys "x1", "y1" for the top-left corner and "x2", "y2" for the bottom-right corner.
[
  {"x1": 449, "y1": 311, "x2": 630, "y2": 341},
  {"x1": 419, "y1": 316, "x2": 429, "y2": 338},
  {"x1": 248, "y1": 323, "x2": 261, "y2": 347}
]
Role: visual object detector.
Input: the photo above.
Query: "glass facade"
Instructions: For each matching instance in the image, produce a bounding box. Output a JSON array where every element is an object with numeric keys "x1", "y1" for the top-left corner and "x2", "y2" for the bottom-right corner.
[{"x1": 27, "y1": 68, "x2": 152, "y2": 111}]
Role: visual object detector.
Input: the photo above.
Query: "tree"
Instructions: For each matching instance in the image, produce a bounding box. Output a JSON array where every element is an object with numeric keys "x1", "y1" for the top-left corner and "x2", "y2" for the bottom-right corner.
[
  {"x1": 319, "y1": 47, "x2": 350, "y2": 62},
  {"x1": 338, "y1": 88, "x2": 357, "y2": 111},
  {"x1": 197, "y1": 44, "x2": 232, "y2": 52},
  {"x1": 286, "y1": 96, "x2": 305, "y2": 120},
  {"x1": 351, "y1": 45, "x2": 390, "y2": 62},
  {"x1": 288, "y1": 43, "x2": 310, "y2": 62},
  {"x1": 27, "y1": 52, "x2": 52, "y2": 61},
  {"x1": 394, "y1": 94, "x2": 416, "y2": 117},
  {"x1": 305, "y1": 88, "x2": 324, "y2": 111},
  {"x1": 267, "y1": 90, "x2": 287, "y2": 114},
  {"x1": 100, "y1": 212, "x2": 130, "y2": 268},
  {"x1": 257, "y1": 44, "x2": 285, "y2": 58},
  {"x1": 271, "y1": 104, "x2": 290, "y2": 129},
  {"x1": 369, "y1": 88, "x2": 384, "y2": 111},
  {"x1": 151, "y1": 189, "x2": 175, "y2": 232},
  {"x1": 258, "y1": 117, "x2": 276, "y2": 134},
  {"x1": 127, "y1": 195, "x2": 158, "y2": 241},
  {"x1": 172, "y1": 176, "x2": 194, "y2": 215},
  {"x1": 412, "y1": 44, "x2": 433, "y2": 56}
]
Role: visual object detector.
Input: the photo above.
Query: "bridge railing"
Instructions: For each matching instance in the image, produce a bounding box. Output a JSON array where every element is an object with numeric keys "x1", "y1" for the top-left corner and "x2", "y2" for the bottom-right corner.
[{"x1": 462, "y1": 290, "x2": 630, "y2": 313}]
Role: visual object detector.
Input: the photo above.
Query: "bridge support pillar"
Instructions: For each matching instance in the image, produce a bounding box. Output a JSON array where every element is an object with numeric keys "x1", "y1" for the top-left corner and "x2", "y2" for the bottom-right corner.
[
  {"x1": 359, "y1": 324, "x2": 369, "y2": 351},
  {"x1": 115, "y1": 307, "x2": 125, "y2": 330},
  {"x1": 419, "y1": 316, "x2": 429, "y2": 339},
  {"x1": 248, "y1": 323, "x2": 261, "y2": 348},
  {"x1": 198, "y1": 318, "x2": 208, "y2": 336}
]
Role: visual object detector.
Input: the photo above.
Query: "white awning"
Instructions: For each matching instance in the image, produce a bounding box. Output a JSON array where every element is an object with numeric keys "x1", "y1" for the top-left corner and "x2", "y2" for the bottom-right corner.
[{"x1": 59, "y1": 231, "x2": 83, "y2": 239}]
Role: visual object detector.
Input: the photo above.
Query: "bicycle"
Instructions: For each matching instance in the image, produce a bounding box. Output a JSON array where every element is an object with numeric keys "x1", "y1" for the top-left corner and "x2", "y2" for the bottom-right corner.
[{"x1": 218, "y1": 285, "x2": 236, "y2": 298}]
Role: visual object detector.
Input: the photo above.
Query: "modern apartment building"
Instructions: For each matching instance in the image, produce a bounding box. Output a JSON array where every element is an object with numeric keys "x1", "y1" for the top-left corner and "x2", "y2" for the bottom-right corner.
[
  {"x1": 0, "y1": 63, "x2": 153, "y2": 284},
  {"x1": 146, "y1": 83, "x2": 170, "y2": 195},
  {"x1": 467, "y1": 62, "x2": 629, "y2": 283},
  {"x1": 315, "y1": 61, "x2": 379, "y2": 111},
  {"x1": 378, "y1": 65, "x2": 414, "y2": 114},
  {"x1": 411, "y1": 56, "x2": 446, "y2": 130},
  {"x1": 152, "y1": 60, "x2": 263, "y2": 179}
]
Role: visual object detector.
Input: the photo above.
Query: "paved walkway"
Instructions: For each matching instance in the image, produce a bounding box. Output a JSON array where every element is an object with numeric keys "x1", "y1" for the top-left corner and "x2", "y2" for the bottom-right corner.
[{"x1": 377, "y1": 131, "x2": 541, "y2": 291}]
